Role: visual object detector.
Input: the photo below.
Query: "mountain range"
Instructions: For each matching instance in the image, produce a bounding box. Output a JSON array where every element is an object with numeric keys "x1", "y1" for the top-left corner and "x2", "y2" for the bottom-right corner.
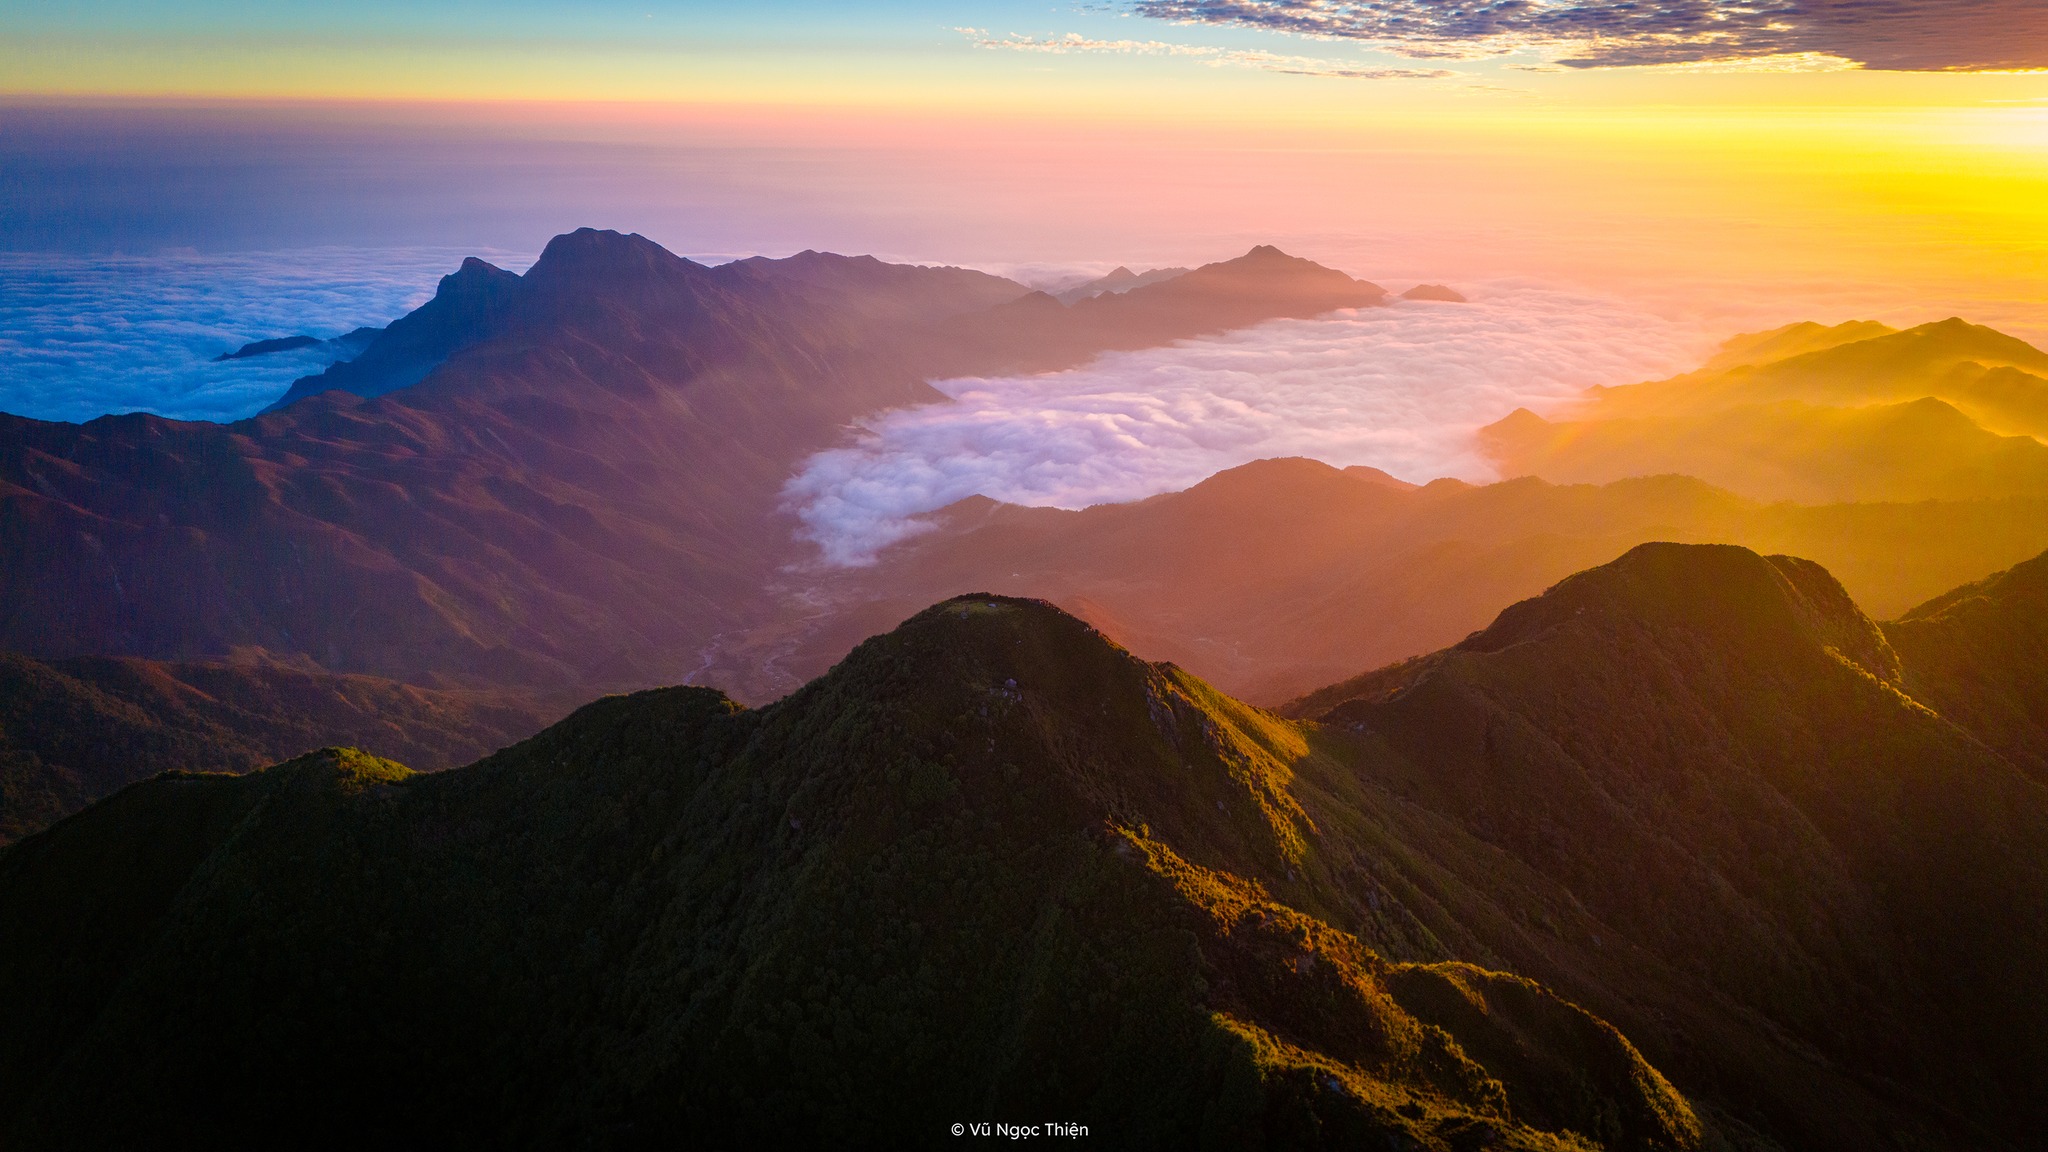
[
  {"x1": 0, "y1": 232, "x2": 1383, "y2": 698},
  {"x1": 764, "y1": 456, "x2": 2048, "y2": 705},
  {"x1": 3, "y1": 226, "x2": 2047, "y2": 1146},
  {"x1": 3, "y1": 542, "x2": 2044, "y2": 1149},
  {"x1": 7, "y1": 230, "x2": 2048, "y2": 836}
]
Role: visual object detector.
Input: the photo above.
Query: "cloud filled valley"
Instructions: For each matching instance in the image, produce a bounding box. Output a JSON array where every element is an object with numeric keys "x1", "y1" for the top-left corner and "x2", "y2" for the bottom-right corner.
[
  {"x1": 785, "y1": 281, "x2": 1714, "y2": 564},
  {"x1": 0, "y1": 248, "x2": 521, "y2": 423}
]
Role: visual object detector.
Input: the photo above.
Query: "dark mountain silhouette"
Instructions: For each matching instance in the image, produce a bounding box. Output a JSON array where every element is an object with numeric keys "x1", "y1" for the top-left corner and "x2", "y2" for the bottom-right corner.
[
  {"x1": 743, "y1": 458, "x2": 2048, "y2": 705},
  {"x1": 0, "y1": 231, "x2": 1384, "y2": 698},
  {"x1": 1488, "y1": 318, "x2": 2048, "y2": 499},
  {"x1": 0, "y1": 601, "x2": 1702, "y2": 1151},
  {"x1": 0, "y1": 650, "x2": 555, "y2": 844},
  {"x1": 214, "y1": 335, "x2": 319, "y2": 360},
  {"x1": 1277, "y1": 543, "x2": 2048, "y2": 1150},
  {"x1": 216, "y1": 328, "x2": 380, "y2": 363},
  {"x1": 5, "y1": 546, "x2": 2046, "y2": 1148}
]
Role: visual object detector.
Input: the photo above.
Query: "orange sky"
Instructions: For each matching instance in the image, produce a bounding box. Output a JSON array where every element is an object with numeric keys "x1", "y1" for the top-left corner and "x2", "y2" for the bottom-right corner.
[{"x1": 4, "y1": 3, "x2": 2045, "y2": 337}]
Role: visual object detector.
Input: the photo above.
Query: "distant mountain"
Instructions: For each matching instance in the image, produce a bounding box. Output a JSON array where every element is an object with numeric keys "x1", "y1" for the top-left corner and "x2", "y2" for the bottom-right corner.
[
  {"x1": 731, "y1": 458, "x2": 2048, "y2": 704},
  {"x1": 1399, "y1": 284, "x2": 1466, "y2": 303},
  {"x1": 214, "y1": 327, "x2": 380, "y2": 363},
  {"x1": 0, "y1": 231, "x2": 1380, "y2": 696},
  {"x1": 1487, "y1": 319, "x2": 2048, "y2": 501},
  {"x1": 910, "y1": 245, "x2": 1383, "y2": 381},
  {"x1": 1694, "y1": 319, "x2": 1896, "y2": 372},
  {"x1": 0, "y1": 651, "x2": 555, "y2": 844},
  {"x1": 1484, "y1": 396, "x2": 2048, "y2": 503},
  {"x1": 214, "y1": 335, "x2": 319, "y2": 360},
  {"x1": 1053, "y1": 265, "x2": 1191, "y2": 305},
  {"x1": 4, "y1": 547, "x2": 2045, "y2": 1148}
]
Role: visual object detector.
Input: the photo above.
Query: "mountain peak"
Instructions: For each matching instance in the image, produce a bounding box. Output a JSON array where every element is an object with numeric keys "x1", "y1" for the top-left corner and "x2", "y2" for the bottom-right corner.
[
  {"x1": 1401, "y1": 283, "x2": 1467, "y2": 303},
  {"x1": 437, "y1": 254, "x2": 520, "y2": 294},
  {"x1": 1459, "y1": 542, "x2": 1901, "y2": 684},
  {"x1": 1138, "y1": 245, "x2": 1384, "y2": 306},
  {"x1": 261, "y1": 253, "x2": 525, "y2": 412},
  {"x1": 524, "y1": 227, "x2": 704, "y2": 289}
]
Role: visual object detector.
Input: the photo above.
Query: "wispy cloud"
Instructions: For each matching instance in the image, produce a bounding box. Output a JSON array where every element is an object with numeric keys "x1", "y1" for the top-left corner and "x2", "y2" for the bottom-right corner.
[
  {"x1": 784, "y1": 282, "x2": 1716, "y2": 565},
  {"x1": 1125, "y1": 0, "x2": 2048, "y2": 72},
  {"x1": 958, "y1": 28, "x2": 1457, "y2": 79}
]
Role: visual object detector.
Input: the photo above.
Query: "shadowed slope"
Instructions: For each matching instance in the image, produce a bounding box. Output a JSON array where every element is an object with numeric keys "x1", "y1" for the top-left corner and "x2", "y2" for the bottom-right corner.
[
  {"x1": 0, "y1": 598, "x2": 1695, "y2": 1152},
  {"x1": 1885, "y1": 547, "x2": 2048, "y2": 781},
  {"x1": 7, "y1": 553, "x2": 2048, "y2": 1148},
  {"x1": 0, "y1": 651, "x2": 555, "y2": 844},
  {"x1": 263, "y1": 256, "x2": 527, "y2": 410},
  {"x1": 1298, "y1": 543, "x2": 2048, "y2": 1150}
]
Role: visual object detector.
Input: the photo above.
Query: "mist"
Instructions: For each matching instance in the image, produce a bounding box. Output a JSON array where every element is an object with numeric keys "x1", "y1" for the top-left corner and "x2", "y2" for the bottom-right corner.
[{"x1": 785, "y1": 281, "x2": 1716, "y2": 565}]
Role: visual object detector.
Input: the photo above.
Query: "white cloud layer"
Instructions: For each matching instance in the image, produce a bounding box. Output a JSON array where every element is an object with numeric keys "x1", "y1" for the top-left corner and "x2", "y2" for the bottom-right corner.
[
  {"x1": 0, "y1": 247, "x2": 527, "y2": 424},
  {"x1": 785, "y1": 282, "x2": 1716, "y2": 565}
]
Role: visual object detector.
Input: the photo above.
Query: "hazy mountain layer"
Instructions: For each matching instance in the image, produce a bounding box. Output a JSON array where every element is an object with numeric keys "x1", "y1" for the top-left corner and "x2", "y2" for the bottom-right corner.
[
  {"x1": 0, "y1": 651, "x2": 555, "y2": 844},
  {"x1": 1053, "y1": 264, "x2": 1191, "y2": 304},
  {"x1": 3, "y1": 545, "x2": 2044, "y2": 1149},
  {"x1": 730, "y1": 458, "x2": 2048, "y2": 705},
  {"x1": 1485, "y1": 318, "x2": 2048, "y2": 501},
  {"x1": 0, "y1": 231, "x2": 1386, "y2": 697}
]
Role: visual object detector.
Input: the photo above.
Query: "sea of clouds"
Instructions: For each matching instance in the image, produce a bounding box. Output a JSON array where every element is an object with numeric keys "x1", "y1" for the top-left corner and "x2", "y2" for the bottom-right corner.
[
  {"x1": 0, "y1": 248, "x2": 528, "y2": 424},
  {"x1": 785, "y1": 281, "x2": 1719, "y2": 565}
]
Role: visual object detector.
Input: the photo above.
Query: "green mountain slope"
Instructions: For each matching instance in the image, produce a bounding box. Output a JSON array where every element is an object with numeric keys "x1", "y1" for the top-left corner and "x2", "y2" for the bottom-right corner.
[
  {"x1": 5, "y1": 547, "x2": 2045, "y2": 1149},
  {"x1": 0, "y1": 601, "x2": 1694, "y2": 1151},
  {"x1": 0, "y1": 651, "x2": 554, "y2": 844},
  {"x1": 1293, "y1": 543, "x2": 2048, "y2": 1150}
]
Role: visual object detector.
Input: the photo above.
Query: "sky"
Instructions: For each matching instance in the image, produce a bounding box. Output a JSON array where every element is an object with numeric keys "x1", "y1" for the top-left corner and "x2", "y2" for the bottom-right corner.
[
  {"x1": 6, "y1": 3, "x2": 2046, "y2": 285},
  {"x1": 2, "y1": 2, "x2": 2046, "y2": 524}
]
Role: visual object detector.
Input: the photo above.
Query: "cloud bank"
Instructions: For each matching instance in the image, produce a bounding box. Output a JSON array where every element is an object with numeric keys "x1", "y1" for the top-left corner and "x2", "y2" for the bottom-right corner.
[
  {"x1": 0, "y1": 248, "x2": 524, "y2": 424},
  {"x1": 1129, "y1": 0, "x2": 2048, "y2": 71},
  {"x1": 785, "y1": 283, "x2": 1715, "y2": 565}
]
